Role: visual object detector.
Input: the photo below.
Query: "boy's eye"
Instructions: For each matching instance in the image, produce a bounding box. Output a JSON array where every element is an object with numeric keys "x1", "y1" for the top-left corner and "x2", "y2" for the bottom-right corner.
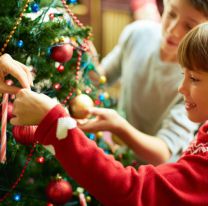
[
  {"x1": 184, "y1": 23, "x2": 193, "y2": 31},
  {"x1": 190, "y1": 76, "x2": 199, "y2": 82},
  {"x1": 168, "y1": 11, "x2": 176, "y2": 18}
]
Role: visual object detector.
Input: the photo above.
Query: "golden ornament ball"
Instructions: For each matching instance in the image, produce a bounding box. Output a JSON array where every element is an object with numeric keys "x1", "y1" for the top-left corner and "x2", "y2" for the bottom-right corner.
[
  {"x1": 70, "y1": 94, "x2": 94, "y2": 119},
  {"x1": 96, "y1": 131, "x2": 103, "y2": 139},
  {"x1": 99, "y1": 75, "x2": 107, "y2": 84}
]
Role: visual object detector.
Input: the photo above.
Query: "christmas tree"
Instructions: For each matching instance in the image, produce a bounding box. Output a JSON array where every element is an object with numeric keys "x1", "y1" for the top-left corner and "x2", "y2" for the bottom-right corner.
[{"x1": 0, "y1": 0, "x2": 116, "y2": 205}]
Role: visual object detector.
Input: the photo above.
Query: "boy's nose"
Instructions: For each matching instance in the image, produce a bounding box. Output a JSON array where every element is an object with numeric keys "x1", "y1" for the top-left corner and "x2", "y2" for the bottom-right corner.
[
  {"x1": 178, "y1": 84, "x2": 183, "y2": 93},
  {"x1": 167, "y1": 21, "x2": 182, "y2": 38},
  {"x1": 178, "y1": 80, "x2": 186, "y2": 95}
]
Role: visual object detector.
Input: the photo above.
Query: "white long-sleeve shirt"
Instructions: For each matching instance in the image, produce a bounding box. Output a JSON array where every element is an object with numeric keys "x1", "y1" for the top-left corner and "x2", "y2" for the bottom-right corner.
[{"x1": 101, "y1": 20, "x2": 198, "y2": 162}]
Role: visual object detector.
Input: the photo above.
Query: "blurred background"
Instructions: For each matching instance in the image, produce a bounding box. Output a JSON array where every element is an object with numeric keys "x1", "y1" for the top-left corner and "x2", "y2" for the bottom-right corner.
[{"x1": 73, "y1": 0, "x2": 163, "y2": 58}]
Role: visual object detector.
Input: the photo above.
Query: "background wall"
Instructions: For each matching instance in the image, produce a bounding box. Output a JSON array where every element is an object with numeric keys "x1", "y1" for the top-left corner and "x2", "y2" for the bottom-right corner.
[
  {"x1": 71, "y1": 0, "x2": 132, "y2": 99},
  {"x1": 71, "y1": 0, "x2": 132, "y2": 59}
]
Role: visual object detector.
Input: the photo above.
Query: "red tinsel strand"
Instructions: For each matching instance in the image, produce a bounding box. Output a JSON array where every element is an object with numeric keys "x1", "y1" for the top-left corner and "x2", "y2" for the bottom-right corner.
[
  {"x1": 61, "y1": 0, "x2": 84, "y2": 28},
  {"x1": 61, "y1": 50, "x2": 82, "y2": 105},
  {"x1": 75, "y1": 50, "x2": 82, "y2": 83},
  {"x1": 60, "y1": 0, "x2": 93, "y2": 38},
  {"x1": 61, "y1": 89, "x2": 74, "y2": 105},
  {"x1": 0, "y1": 143, "x2": 37, "y2": 202},
  {"x1": 60, "y1": 0, "x2": 93, "y2": 105}
]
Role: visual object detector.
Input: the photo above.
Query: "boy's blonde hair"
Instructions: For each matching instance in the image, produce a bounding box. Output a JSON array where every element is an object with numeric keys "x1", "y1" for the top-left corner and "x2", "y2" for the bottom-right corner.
[{"x1": 178, "y1": 22, "x2": 208, "y2": 72}]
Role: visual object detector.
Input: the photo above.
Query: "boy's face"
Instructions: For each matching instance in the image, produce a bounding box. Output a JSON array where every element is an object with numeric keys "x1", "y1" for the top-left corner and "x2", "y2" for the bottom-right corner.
[
  {"x1": 161, "y1": 0, "x2": 207, "y2": 56},
  {"x1": 178, "y1": 68, "x2": 208, "y2": 123}
]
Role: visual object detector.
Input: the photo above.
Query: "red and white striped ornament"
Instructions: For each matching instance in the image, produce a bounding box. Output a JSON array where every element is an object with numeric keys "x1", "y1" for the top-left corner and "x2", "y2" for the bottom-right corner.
[
  {"x1": 79, "y1": 193, "x2": 87, "y2": 206},
  {"x1": 0, "y1": 93, "x2": 8, "y2": 163}
]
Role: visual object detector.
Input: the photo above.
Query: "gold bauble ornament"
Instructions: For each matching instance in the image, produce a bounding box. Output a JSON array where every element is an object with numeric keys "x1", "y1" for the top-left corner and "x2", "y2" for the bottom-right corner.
[
  {"x1": 96, "y1": 131, "x2": 103, "y2": 139},
  {"x1": 99, "y1": 75, "x2": 107, "y2": 84},
  {"x1": 70, "y1": 94, "x2": 94, "y2": 119}
]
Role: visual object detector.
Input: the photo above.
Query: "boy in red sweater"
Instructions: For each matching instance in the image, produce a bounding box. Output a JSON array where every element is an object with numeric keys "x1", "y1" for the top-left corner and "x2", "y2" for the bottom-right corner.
[{"x1": 10, "y1": 23, "x2": 208, "y2": 205}]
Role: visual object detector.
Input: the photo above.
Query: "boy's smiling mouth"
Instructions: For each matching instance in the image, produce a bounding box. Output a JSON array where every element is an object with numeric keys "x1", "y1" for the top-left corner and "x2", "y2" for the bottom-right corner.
[{"x1": 185, "y1": 101, "x2": 197, "y2": 111}]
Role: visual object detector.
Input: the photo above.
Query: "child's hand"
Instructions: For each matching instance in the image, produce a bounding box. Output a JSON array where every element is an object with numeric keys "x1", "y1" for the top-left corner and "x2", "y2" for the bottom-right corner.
[
  {"x1": 10, "y1": 89, "x2": 58, "y2": 125},
  {"x1": 0, "y1": 54, "x2": 33, "y2": 94},
  {"x1": 78, "y1": 107, "x2": 126, "y2": 133}
]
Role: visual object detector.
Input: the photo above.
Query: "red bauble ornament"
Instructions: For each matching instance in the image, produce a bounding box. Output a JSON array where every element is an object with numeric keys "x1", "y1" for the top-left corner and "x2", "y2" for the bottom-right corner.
[
  {"x1": 57, "y1": 64, "x2": 65, "y2": 73},
  {"x1": 53, "y1": 83, "x2": 61, "y2": 91},
  {"x1": 94, "y1": 99, "x2": 101, "y2": 106},
  {"x1": 51, "y1": 44, "x2": 73, "y2": 63},
  {"x1": 36, "y1": 156, "x2": 45, "y2": 164},
  {"x1": 49, "y1": 13, "x2": 55, "y2": 20},
  {"x1": 45, "y1": 178, "x2": 73, "y2": 205},
  {"x1": 12, "y1": 125, "x2": 37, "y2": 146},
  {"x1": 70, "y1": 94, "x2": 94, "y2": 119}
]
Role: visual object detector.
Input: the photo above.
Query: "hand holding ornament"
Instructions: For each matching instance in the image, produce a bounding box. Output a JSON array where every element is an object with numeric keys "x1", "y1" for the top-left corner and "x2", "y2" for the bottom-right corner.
[
  {"x1": 10, "y1": 89, "x2": 58, "y2": 125},
  {"x1": 0, "y1": 54, "x2": 33, "y2": 94},
  {"x1": 78, "y1": 107, "x2": 127, "y2": 134}
]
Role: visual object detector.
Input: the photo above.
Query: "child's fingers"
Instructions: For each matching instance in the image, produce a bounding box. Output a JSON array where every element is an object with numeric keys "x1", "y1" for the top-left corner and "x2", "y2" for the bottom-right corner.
[
  {"x1": 78, "y1": 118, "x2": 108, "y2": 132},
  {"x1": 0, "y1": 82, "x2": 21, "y2": 94},
  {"x1": 14, "y1": 60, "x2": 33, "y2": 86},
  {"x1": 10, "y1": 116, "x2": 20, "y2": 125},
  {"x1": 10, "y1": 60, "x2": 31, "y2": 89},
  {"x1": 78, "y1": 118, "x2": 98, "y2": 131},
  {"x1": 0, "y1": 54, "x2": 30, "y2": 89},
  {"x1": 76, "y1": 119, "x2": 89, "y2": 125},
  {"x1": 88, "y1": 107, "x2": 108, "y2": 116}
]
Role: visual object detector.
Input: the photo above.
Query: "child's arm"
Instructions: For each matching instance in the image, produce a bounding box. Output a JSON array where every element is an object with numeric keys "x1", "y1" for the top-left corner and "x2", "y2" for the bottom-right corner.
[
  {"x1": 11, "y1": 89, "x2": 145, "y2": 205},
  {"x1": 11, "y1": 89, "x2": 208, "y2": 206},
  {"x1": 79, "y1": 107, "x2": 171, "y2": 165},
  {"x1": 34, "y1": 104, "x2": 144, "y2": 206}
]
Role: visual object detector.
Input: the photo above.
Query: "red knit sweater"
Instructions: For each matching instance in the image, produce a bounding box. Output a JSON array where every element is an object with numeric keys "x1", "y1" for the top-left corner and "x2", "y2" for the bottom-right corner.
[{"x1": 35, "y1": 105, "x2": 208, "y2": 206}]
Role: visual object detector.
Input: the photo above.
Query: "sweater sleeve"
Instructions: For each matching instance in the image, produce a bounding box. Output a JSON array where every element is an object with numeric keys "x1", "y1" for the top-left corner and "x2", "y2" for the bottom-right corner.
[
  {"x1": 34, "y1": 105, "x2": 208, "y2": 206},
  {"x1": 35, "y1": 105, "x2": 144, "y2": 205}
]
